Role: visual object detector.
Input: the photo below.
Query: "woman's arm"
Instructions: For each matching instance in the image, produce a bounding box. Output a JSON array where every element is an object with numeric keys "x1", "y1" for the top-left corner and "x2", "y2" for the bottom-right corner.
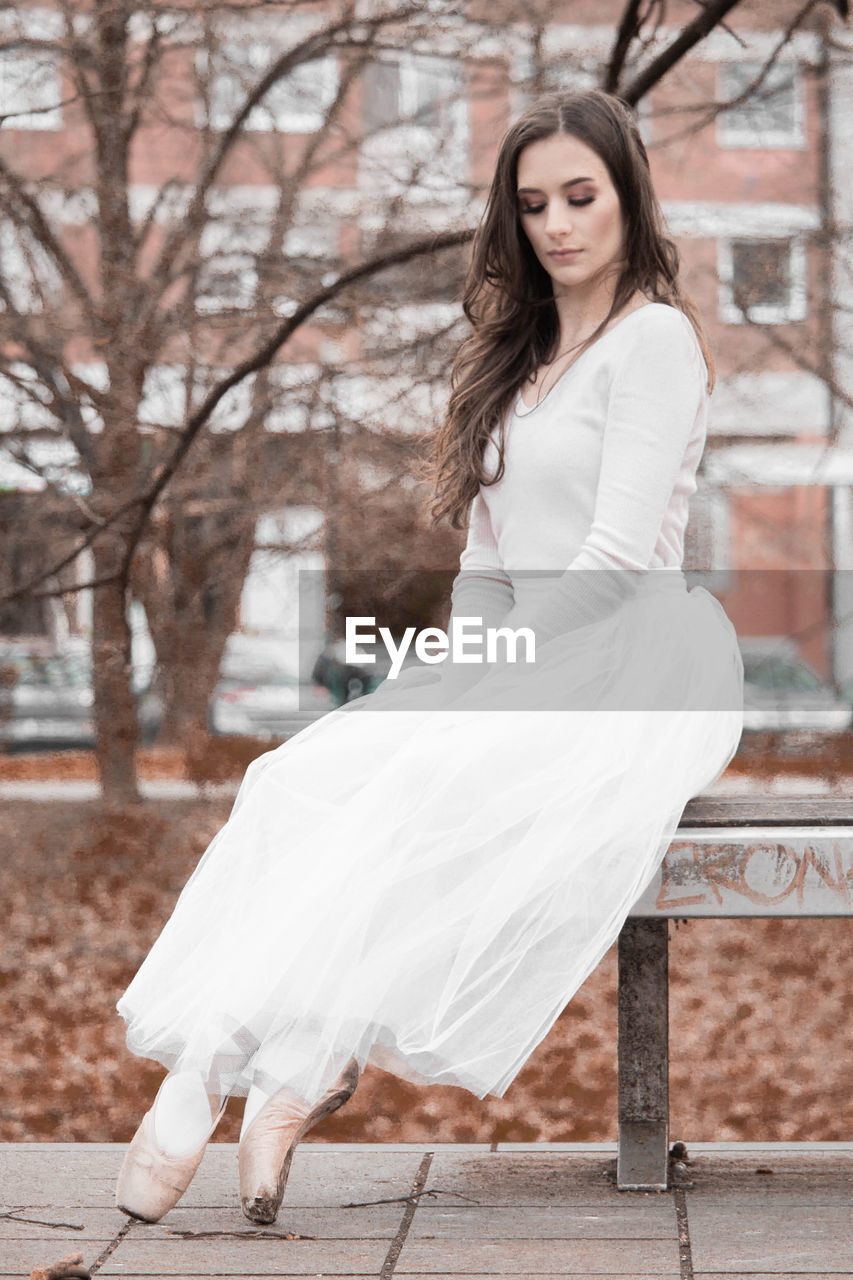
[
  {"x1": 504, "y1": 307, "x2": 707, "y2": 646},
  {"x1": 440, "y1": 489, "x2": 515, "y2": 696}
]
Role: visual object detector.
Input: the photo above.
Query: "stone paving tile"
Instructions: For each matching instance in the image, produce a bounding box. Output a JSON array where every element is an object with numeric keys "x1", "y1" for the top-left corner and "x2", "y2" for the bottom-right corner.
[
  {"x1": 394, "y1": 1237, "x2": 680, "y2": 1275},
  {"x1": 689, "y1": 1150, "x2": 853, "y2": 1168},
  {"x1": 688, "y1": 1183, "x2": 853, "y2": 1207},
  {"x1": 689, "y1": 1226, "x2": 853, "y2": 1275},
  {"x1": 97, "y1": 1235, "x2": 390, "y2": 1275},
  {"x1": 421, "y1": 1149, "x2": 658, "y2": 1207},
  {"x1": 688, "y1": 1203, "x2": 853, "y2": 1269},
  {"x1": 1, "y1": 1144, "x2": 125, "y2": 1208},
  {"x1": 283, "y1": 1147, "x2": 427, "y2": 1209},
  {"x1": 0, "y1": 1206, "x2": 124, "y2": 1238},
  {"x1": 410, "y1": 1202, "x2": 675, "y2": 1239},
  {"x1": 684, "y1": 1150, "x2": 853, "y2": 1207},
  {"x1": 684, "y1": 1154, "x2": 853, "y2": 1276},
  {"x1": 6, "y1": 1145, "x2": 853, "y2": 1280},
  {"x1": 4, "y1": 1236, "x2": 111, "y2": 1275},
  {"x1": 0, "y1": 1143, "x2": 424, "y2": 1211},
  {"x1": 139, "y1": 1204, "x2": 402, "y2": 1239}
]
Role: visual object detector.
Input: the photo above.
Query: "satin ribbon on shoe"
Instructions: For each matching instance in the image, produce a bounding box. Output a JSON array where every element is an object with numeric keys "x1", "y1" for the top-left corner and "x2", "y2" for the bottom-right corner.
[{"x1": 239, "y1": 1059, "x2": 359, "y2": 1225}]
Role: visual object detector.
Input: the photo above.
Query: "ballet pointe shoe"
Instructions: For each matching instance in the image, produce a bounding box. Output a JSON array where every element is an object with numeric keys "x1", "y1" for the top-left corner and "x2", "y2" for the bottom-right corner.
[
  {"x1": 239, "y1": 1058, "x2": 359, "y2": 1225},
  {"x1": 115, "y1": 1085, "x2": 225, "y2": 1223}
]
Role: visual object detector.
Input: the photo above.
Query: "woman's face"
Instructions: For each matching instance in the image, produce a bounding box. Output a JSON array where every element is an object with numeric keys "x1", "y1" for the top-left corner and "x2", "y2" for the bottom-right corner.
[{"x1": 515, "y1": 131, "x2": 626, "y2": 299}]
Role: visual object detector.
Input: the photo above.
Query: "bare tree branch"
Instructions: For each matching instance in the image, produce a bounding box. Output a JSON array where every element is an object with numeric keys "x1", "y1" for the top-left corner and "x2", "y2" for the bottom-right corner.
[
  {"x1": 0, "y1": 226, "x2": 473, "y2": 606},
  {"x1": 604, "y1": 0, "x2": 650, "y2": 94},
  {"x1": 124, "y1": 17, "x2": 162, "y2": 143},
  {"x1": 621, "y1": 0, "x2": 746, "y2": 105},
  {"x1": 121, "y1": 227, "x2": 474, "y2": 573},
  {"x1": 641, "y1": 0, "x2": 829, "y2": 145},
  {"x1": 0, "y1": 341, "x2": 95, "y2": 472},
  {"x1": 134, "y1": 3, "x2": 422, "y2": 341},
  {"x1": 0, "y1": 159, "x2": 96, "y2": 319}
]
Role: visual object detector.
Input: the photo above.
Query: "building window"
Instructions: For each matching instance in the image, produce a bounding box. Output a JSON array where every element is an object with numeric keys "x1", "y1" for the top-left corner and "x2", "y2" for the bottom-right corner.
[
  {"x1": 282, "y1": 221, "x2": 340, "y2": 260},
  {"x1": 138, "y1": 364, "x2": 258, "y2": 432},
  {"x1": 359, "y1": 52, "x2": 468, "y2": 200},
  {"x1": 0, "y1": 222, "x2": 62, "y2": 313},
  {"x1": 196, "y1": 250, "x2": 259, "y2": 313},
  {"x1": 716, "y1": 60, "x2": 803, "y2": 149},
  {"x1": 265, "y1": 363, "x2": 325, "y2": 434},
  {"x1": 363, "y1": 52, "x2": 461, "y2": 134},
  {"x1": 683, "y1": 484, "x2": 731, "y2": 580},
  {"x1": 199, "y1": 41, "x2": 339, "y2": 133},
  {"x1": 362, "y1": 59, "x2": 404, "y2": 133},
  {"x1": 196, "y1": 213, "x2": 270, "y2": 313},
  {"x1": 0, "y1": 362, "x2": 57, "y2": 436},
  {"x1": 718, "y1": 236, "x2": 807, "y2": 324},
  {"x1": 193, "y1": 367, "x2": 256, "y2": 433},
  {"x1": 138, "y1": 364, "x2": 187, "y2": 431},
  {"x1": 0, "y1": 43, "x2": 61, "y2": 130}
]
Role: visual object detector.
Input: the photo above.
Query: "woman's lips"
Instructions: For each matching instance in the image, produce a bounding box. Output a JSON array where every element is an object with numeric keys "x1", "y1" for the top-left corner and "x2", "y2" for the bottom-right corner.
[{"x1": 549, "y1": 248, "x2": 583, "y2": 260}]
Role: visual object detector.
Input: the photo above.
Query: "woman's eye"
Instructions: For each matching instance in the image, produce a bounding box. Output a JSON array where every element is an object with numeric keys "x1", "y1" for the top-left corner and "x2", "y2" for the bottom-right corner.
[{"x1": 519, "y1": 196, "x2": 594, "y2": 215}]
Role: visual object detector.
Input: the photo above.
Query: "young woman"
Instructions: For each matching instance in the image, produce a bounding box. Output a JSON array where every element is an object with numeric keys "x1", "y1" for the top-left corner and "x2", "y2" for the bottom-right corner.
[{"x1": 115, "y1": 88, "x2": 743, "y2": 1225}]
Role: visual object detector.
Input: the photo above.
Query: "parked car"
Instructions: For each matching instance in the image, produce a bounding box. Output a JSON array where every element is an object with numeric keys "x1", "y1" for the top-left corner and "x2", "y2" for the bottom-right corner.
[
  {"x1": 310, "y1": 639, "x2": 391, "y2": 706},
  {"x1": 310, "y1": 637, "x2": 428, "y2": 706},
  {"x1": 0, "y1": 639, "x2": 162, "y2": 749},
  {"x1": 739, "y1": 637, "x2": 852, "y2": 733},
  {"x1": 209, "y1": 634, "x2": 336, "y2": 739}
]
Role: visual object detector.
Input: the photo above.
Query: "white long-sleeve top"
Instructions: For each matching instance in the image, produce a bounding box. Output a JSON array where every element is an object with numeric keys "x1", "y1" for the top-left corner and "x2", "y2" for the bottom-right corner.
[{"x1": 445, "y1": 302, "x2": 709, "y2": 678}]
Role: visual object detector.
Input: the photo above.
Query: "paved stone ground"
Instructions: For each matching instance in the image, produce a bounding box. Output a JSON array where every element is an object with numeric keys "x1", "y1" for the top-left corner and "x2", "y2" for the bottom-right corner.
[{"x1": 2, "y1": 1142, "x2": 852, "y2": 1279}]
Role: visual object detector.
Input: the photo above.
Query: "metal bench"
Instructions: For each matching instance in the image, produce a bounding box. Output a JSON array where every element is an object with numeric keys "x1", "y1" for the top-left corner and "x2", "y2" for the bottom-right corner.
[{"x1": 618, "y1": 794, "x2": 853, "y2": 1191}]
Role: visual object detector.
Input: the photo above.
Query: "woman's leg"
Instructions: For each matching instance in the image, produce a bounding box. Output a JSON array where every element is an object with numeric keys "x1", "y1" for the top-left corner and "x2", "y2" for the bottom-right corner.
[
  {"x1": 240, "y1": 1079, "x2": 278, "y2": 1142},
  {"x1": 152, "y1": 1070, "x2": 224, "y2": 1157}
]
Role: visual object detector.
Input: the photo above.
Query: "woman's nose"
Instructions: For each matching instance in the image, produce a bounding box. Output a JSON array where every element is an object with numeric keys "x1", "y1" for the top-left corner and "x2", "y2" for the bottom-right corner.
[{"x1": 544, "y1": 202, "x2": 573, "y2": 237}]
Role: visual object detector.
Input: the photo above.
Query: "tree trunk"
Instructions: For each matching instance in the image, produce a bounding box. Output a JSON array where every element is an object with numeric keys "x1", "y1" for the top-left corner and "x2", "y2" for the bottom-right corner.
[
  {"x1": 135, "y1": 503, "x2": 256, "y2": 748},
  {"x1": 91, "y1": 537, "x2": 140, "y2": 804}
]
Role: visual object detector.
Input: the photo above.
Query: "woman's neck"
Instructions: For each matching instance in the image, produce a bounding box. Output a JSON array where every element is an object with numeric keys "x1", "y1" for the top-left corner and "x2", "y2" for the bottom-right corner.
[{"x1": 553, "y1": 282, "x2": 639, "y2": 350}]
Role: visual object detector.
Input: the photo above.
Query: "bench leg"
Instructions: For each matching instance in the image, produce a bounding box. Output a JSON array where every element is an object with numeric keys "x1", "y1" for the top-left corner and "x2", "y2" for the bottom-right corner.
[{"x1": 617, "y1": 917, "x2": 669, "y2": 1191}]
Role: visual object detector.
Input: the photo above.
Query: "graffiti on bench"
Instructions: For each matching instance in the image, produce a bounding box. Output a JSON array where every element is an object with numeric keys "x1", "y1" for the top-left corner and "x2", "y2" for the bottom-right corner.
[{"x1": 630, "y1": 828, "x2": 853, "y2": 917}]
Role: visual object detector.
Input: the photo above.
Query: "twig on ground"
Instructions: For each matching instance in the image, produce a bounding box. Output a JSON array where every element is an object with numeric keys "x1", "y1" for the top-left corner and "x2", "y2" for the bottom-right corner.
[
  {"x1": 29, "y1": 1252, "x2": 91, "y2": 1280},
  {"x1": 2, "y1": 1209, "x2": 84, "y2": 1230},
  {"x1": 343, "y1": 1186, "x2": 480, "y2": 1208},
  {"x1": 166, "y1": 1228, "x2": 315, "y2": 1240}
]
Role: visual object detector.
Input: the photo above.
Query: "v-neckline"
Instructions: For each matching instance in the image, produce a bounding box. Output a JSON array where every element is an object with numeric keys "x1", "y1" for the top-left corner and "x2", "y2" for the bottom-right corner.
[{"x1": 515, "y1": 302, "x2": 662, "y2": 416}]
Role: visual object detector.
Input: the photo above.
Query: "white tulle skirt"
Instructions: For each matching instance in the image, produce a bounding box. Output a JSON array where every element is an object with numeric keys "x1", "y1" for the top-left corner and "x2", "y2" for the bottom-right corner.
[{"x1": 117, "y1": 573, "x2": 743, "y2": 1105}]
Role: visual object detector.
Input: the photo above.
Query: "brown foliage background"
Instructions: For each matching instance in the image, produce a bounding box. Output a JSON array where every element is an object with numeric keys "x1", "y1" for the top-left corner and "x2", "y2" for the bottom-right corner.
[{"x1": 2, "y1": 757, "x2": 851, "y2": 1147}]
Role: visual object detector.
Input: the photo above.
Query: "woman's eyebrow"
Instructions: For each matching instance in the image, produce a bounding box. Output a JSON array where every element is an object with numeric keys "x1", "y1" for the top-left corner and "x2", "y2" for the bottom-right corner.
[{"x1": 517, "y1": 177, "x2": 595, "y2": 195}]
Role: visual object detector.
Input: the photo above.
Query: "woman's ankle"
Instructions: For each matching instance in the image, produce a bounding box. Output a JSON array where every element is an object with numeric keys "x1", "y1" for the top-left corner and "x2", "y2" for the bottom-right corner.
[
  {"x1": 240, "y1": 1082, "x2": 307, "y2": 1141},
  {"x1": 153, "y1": 1070, "x2": 222, "y2": 1157}
]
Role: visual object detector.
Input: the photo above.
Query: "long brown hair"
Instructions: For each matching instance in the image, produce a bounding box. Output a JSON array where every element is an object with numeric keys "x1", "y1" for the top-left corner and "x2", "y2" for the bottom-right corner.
[{"x1": 429, "y1": 88, "x2": 715, "y2": 529}]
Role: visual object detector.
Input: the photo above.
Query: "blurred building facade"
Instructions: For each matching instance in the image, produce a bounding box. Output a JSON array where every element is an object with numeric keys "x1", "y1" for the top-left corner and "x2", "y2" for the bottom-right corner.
[{"x1": 0, "y1": 1, "x2": 851, "y2": 682}]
